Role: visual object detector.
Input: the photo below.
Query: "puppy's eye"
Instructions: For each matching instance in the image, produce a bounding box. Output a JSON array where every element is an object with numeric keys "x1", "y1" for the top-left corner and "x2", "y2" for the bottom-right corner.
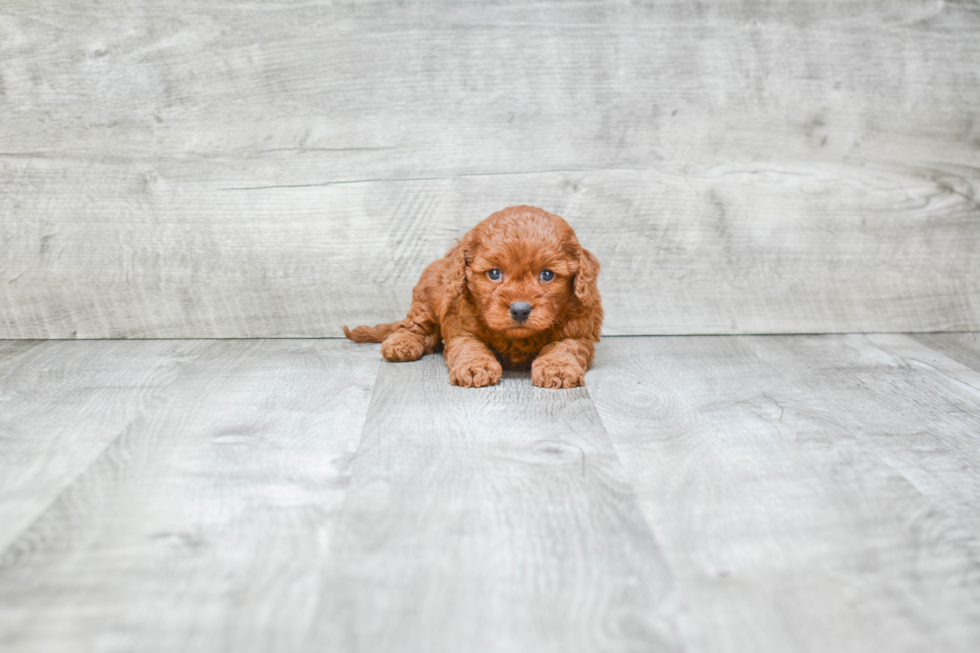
[
  {"x1": 540, "y1": 270, "x2": 555, "y2": 282},
  {"x1": 487, "y1": 269, "x2": 502, "y2": 281}
]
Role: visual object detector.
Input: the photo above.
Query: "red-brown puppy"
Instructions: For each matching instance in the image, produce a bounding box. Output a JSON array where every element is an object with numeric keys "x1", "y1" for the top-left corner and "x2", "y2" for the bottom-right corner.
[{"x1": 344, "y1": 205, "x2": 602, "y2": 388}]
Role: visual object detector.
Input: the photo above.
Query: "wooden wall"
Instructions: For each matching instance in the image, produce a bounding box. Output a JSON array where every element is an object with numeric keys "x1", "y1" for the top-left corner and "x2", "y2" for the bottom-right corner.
[{"x1": 2, "y1": 0, "x2": 978, "y2": 338}]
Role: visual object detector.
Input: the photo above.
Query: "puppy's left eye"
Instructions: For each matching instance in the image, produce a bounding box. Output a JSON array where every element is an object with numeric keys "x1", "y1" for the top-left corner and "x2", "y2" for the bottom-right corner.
[{"x1": 540, "y1": 270, "x2": 555, "y2": 282}]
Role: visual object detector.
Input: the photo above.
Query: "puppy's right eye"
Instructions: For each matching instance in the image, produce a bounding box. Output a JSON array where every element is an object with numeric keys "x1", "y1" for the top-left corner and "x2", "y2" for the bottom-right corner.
[{"x1": 487, "y1": 269, "x2": 502, "y2": 281}]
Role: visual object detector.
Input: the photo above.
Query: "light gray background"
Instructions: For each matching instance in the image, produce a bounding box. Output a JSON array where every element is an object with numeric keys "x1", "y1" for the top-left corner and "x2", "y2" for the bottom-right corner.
[
  {"x1": 3, "y1": 4, "x2": 980, "y2": 651},
  {"x1": 3, "y1": 0, "x2": 978, "y2": 338}
]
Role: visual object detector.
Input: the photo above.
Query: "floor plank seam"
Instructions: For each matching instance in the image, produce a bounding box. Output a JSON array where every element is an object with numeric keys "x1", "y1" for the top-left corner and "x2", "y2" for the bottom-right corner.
[{"x1": 0, "y1": 341, "x2": 215, "y2": 563}]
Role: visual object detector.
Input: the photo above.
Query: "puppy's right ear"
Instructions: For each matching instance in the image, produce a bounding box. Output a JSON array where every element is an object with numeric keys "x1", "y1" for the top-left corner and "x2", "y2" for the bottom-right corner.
[{"x1": 445, "y1": 238, "x2": 469, "y2": 300}]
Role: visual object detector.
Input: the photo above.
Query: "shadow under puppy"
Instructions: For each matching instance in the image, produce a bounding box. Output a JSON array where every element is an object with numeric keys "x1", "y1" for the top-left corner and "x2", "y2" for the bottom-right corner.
[{"x1": 344, "y1": 205, "x2": 602, "y2": 388}]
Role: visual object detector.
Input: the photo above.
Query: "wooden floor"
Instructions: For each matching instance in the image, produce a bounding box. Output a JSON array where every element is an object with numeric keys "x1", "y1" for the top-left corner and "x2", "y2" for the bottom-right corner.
[{"x1": 1, "y1": 334, "x2": 979, "y2": 652}]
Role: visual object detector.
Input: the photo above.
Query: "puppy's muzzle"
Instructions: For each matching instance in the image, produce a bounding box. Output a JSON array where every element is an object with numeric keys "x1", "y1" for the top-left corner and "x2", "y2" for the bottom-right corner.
[{"x1": 509, "y1": 302, "x2": 532, "y2": 323}]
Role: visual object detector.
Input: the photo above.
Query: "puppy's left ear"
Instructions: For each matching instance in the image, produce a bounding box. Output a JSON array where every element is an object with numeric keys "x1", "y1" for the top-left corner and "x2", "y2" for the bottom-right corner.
[{"x1": 574, "y1": 247, "x2": 601, "y2": 305}]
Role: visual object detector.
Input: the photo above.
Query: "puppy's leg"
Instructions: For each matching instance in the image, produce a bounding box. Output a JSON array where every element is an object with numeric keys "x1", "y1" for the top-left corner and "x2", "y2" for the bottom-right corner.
[
  {"x1": 380, "y1": 271, "x2": 442, "y2": 362},
  {"x1": 444, "y1": 336, "x2": 502, "y2": 388},
  {"x1": 531, "y1": 339, "x2": 594, "y2": 389},
  {"x1": 381, "y1": 316, "x2": 441, "y2": 362}
]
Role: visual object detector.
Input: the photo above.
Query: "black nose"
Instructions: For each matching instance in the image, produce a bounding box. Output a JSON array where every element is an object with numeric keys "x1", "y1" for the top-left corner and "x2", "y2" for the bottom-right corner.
[{"x1": 509, "y1": 302, "x2": 532, "y2": 323}]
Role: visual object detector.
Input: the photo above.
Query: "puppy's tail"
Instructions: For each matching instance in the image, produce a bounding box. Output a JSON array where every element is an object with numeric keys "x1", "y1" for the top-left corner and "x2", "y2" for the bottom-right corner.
[{"x1": 342, "y1": 321, "x2": 404, "y2": 343}]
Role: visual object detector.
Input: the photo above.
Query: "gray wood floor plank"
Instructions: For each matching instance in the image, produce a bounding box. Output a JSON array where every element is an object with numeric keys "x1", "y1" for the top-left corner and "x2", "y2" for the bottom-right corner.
[
  {"x1": 0, "y1": 341, "x2": 45, "y2": 376},
  {"x1": 0, "y1": 339, "x2": 210, "y2": 553},
  {"x1": 2, "y1": 336, "x2": 979, "y2": 651},
  {"x1": 839, "y1": 334, "x2": 980, "y2": 530},
  {"x1": 2, "y1": 0, "x2": 980, "y2": 337},
  {"x1": 314, "y1": 354, "x2": 681, "y2": 653},
  {"x1": 588, "y1": 335, "x2": 980, "y2": 653},
  {"x1": 0, "y1": 340, "x2": 380, "y2": 653},
  {"x1": 910, "y1": 333, "x2": 980, "y2": 374},
  {"x1": 732, "y1": 334, "x2": 980, "y2": 536}
]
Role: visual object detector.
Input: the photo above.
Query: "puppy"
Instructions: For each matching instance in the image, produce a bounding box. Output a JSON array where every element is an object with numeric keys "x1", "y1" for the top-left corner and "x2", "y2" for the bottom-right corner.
[{"x1": 344, "y1": 205, "x2": 602, "y2": 388}]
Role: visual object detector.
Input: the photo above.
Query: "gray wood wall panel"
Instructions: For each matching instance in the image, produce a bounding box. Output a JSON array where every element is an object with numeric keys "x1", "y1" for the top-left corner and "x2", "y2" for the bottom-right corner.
[
  {"x1": 587, "y1": 335, "x2": 980, "y2": 653},
  {"x1": 2, "y1": 1, "x2": 979, "y2": 337},
  {"x1": 0, "y1": 340, "x2": 380, "y2": 652}
]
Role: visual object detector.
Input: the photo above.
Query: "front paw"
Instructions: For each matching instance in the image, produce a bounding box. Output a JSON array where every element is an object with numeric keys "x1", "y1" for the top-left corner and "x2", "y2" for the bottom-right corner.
[
  {"x1": 532, "y1": 357, "x2": 586, "y2": 389},
  {"x1": 449, "y1": 357, "x2": 502, "y2": 388}
]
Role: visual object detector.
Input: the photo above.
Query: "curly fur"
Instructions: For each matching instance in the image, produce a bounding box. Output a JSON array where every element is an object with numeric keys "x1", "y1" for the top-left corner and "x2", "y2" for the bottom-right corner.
[{"x1": 344, "y1": 205, "x2": 603, "y2": 388}]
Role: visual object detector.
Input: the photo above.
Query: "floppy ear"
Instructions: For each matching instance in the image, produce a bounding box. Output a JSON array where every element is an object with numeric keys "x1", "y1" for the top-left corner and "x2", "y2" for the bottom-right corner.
[
  {"x1": 445, "y1": 238, "x2": 470, "y2": 300},
  {"x1": 574, "y1": 247, "x2": 601, "y2": 305}
]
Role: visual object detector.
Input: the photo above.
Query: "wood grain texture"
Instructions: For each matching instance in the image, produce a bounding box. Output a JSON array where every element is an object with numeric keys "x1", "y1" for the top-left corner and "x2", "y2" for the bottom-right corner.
[
  {"x1": 0, "y1": 340, "x2": 380, "y2": 652},
  {"x1": 315, "y1": 353, "x2": 681, "y2": 653},
  {"x1": 910, "y1": 332, "x2": 980, "y2": 373},
  {"x1": 0, "y1": 340, "x2": 43, "y2": 376},
  {"x1": 588, "y1": 335, "x2": 980, "y2": 653},
  {"x1": 2, "y1": 0, "x2": 979, "y2": 337},
  {"x1": 2, "y1": 160, "x2": 978, "y2": 337},
  {"x1": 0, "y1": 339, "x2": 209, "y2": 552},
  {"x1": 852, "y1": 334, "x2": 980, "y2": 531},
  {"x1": 1, "y1": 336, "x2": 979, "y2": 651}
]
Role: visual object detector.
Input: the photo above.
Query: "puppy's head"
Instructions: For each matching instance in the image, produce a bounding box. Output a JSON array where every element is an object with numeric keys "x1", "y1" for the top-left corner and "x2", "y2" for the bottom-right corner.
[{"x1": 449, "y1": 205, "x2": 599, "y2": 338}]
